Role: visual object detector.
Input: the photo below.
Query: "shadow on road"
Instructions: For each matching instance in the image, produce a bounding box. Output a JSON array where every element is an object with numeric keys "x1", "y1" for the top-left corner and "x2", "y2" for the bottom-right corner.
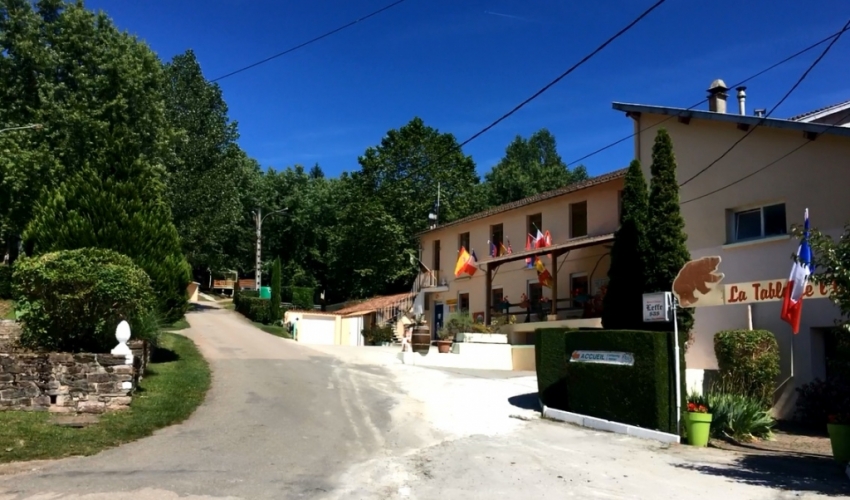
[
  {"x1": 674, "y1": 453, "x2": 849, "y2": 496},
  {"x1": 508, "y1": 392, "x2": 540, "y2": 411},
  {"x1": 188, "y1": 302, "x2": 219, "y2": 312}
]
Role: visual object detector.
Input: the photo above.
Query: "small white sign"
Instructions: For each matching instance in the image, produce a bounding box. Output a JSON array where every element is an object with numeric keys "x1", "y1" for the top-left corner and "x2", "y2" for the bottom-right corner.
[
  {"x1": 570, "y1": 350, "x2": 635, "y2": 366},
  {"x1": 643, "y1": 292, "x2": 672, "y2": 322}
]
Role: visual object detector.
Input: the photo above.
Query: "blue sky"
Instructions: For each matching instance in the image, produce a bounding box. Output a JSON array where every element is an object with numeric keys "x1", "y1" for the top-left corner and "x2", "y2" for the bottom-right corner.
[{"x1": 87, "y1": 0, "x2": 849, "y2": 178}]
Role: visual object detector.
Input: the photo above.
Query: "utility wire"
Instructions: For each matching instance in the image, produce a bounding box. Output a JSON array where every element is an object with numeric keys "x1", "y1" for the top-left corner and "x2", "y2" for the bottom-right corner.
[
  {"x1": 677, "y1": 18, "x2": 850, "y2": 187},
  {"x1": 566, "y1": 24, "x2": 850, "y2": 167},
  {"x1": 456, "y1": 0, "x2": 668, "y2": 149},
  {"x1": 211, "y1": 0, "x2": 410, "y2": 83},
  {"x1": 390, "y1": 0, "x2": 668, "y2": 185},
  {"x1": 681, "y1": 106, "x2": 850, "y2": 205}
]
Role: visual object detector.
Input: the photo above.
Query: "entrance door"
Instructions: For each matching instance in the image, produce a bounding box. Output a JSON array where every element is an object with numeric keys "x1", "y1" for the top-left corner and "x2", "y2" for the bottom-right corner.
[
  {"x1": 348, "y1": 316, "x2": 363, "y2": 346},
  {"x1": 433, "y1": 302, "x2": 444, "y2": 340}
]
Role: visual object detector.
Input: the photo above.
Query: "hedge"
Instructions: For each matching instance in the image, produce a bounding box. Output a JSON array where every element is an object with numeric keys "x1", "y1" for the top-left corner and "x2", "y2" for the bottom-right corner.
[
  {"x1": 714, "y1": 329, "x2": 780, "y2": 406},
  {"x1": 537, "y1": 328, "x2": 685, "y2": 434},
  {"x1": 233, "y1": 289, "x2": 289, "y2": 325}
]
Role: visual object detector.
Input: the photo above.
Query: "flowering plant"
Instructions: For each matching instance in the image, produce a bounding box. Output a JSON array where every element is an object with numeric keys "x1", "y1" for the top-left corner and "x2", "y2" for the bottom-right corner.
[{"x1": 687, "y1": 393, "x2": 710, "y2": 414}]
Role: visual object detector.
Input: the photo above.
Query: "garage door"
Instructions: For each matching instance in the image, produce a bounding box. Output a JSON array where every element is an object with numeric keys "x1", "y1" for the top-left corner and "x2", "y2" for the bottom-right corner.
[{"x1": 299, "y1": 315, "x2": 336, "y2": 345}]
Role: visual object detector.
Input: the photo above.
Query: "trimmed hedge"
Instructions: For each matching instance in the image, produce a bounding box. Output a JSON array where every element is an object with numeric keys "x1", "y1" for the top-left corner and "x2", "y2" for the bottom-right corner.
[
  {"x1": 0, "y1": 265, "x2": 11, "y2": 300},
  {"x1": 233, "y1": 289, "x2": 288, "y2": 325},
  {"x1": 537, "y1": 328, "x2": 684, "y2": 433},
  {"x1": 714, "y1": 329, "x2": 779, "y2": 406}
]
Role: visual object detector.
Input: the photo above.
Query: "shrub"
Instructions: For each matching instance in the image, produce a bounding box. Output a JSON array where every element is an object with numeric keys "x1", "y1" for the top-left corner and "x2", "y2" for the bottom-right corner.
[
  {"x1": 0, "y1": 265, "x2": 12, "y2": 299},
  {"x1": 291, "y1": 286, "x2": 314, "y2": 310},
  {"x1": 714, "y1": 329, "x2": 780, "y2": 406},
  {"x1": 439, "y1": 312, "x2": 475, "y2": 340},
  {"x1": 706, "y1": 391, "x2": 775, "y2": 441},
  {"x1": 362, "y1": 324, "x2": 394, "y2": 345},
  {"x1": 536, "y1": 329, "x2": 570, "y2": 411},
  {"x1": 13, "y1": 248, "x2": 155, "y2": 353},
  {"x1": 235, "y1": 296, "x2": 273, "y2": 324},
  {"x1": 270, "y1": 258, "x2": 281, "y2": 322},
  {"x1": 795, "y1": 378, "x2": 850, "y2": 426}
]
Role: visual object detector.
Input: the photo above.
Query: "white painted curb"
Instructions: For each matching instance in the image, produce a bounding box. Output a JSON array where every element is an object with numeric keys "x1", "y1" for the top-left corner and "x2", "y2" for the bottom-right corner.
[{"x1": 541, "y1": 403, "x2": 681, "y2": 444}]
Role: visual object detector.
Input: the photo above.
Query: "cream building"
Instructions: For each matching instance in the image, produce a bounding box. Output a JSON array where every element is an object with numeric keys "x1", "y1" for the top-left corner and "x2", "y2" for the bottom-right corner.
[{"x1": 613, "y1": 82, "x2": 850, "y2": 417}]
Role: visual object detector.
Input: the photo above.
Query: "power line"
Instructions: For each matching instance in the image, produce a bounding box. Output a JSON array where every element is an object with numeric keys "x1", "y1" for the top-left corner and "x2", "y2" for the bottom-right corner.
[
  {"x1": 389, "y1": 0, "x2": 668, "y2": 185},
  {"x1": 566, "y1": 24, "x2": 850, "y2": 167},
  {"x1": 456, "y1": 0, "x2": 668, "y2": 149},
  {"x1": 211, "y1": 0, "x2": 410, "y2": 83},
  {"x1": 677, "y1": 18, "x2": 850, "y2": 187},
  {"x1": 680, "y1": 106, "x2": 850, "y2": 205}
]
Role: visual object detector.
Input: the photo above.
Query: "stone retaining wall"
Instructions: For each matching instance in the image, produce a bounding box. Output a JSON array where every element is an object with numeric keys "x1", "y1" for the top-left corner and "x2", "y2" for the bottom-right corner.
[
  {"x1": 0, "y1": 320, "x2": 20, "y2": 350},
  {"x1": 0, "y1": 352, "x2": 137, "y2": 413}
]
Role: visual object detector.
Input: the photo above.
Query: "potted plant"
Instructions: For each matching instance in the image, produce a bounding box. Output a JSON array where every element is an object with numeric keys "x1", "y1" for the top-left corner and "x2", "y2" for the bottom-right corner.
[
  {"x1": 828, "y1": 413, "x2": 850, "y2": 463},
  {"x1": 685, "y1": 393, "x2": 712, "y2": 447},
  {"x1": 436, "y1": 327, "x2": 453, "y2": 353}
]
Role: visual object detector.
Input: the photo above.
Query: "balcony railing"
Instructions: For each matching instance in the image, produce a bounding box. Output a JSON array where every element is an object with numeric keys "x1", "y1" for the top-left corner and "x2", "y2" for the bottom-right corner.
[{"x1": 417, "y1": 270, "x2": 447, "y2": 289}]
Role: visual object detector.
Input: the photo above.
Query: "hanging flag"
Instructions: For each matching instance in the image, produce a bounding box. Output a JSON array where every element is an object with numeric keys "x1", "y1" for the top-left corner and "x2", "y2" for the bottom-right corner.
[
  {"x1": 488, "y1": 240, "x2": 496, "y2": 258},
  {"x1": 502, "y1": 238, "x2": 513, "y2": 255},
  {"x1": 525, "y1": 234, "x2": 534, "y2": 268},
  {"x1": 781, "y1": 209, "x2": 812, "y2": 334},
  {"x1": 534, "y1": 257, "x2": 554, "y2": 288},
  {"x1": 534, "y1": 229, "x2": 547, "y2": 249},
  {"x1": 454, "y1": 246, "x2": 478, "y2": 277}
]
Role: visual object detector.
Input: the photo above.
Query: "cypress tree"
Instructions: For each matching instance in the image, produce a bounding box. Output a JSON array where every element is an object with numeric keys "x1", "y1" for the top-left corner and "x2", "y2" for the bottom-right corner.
[
  {"x1": 602, "y1": 160, "x2": 650, "y2": 330},
  {"x1": 270, "y1": 257, "x2": 282, "y2": 322},
  {"x1": 645, "y1": 129, "x2": 693, "y2": 333}
]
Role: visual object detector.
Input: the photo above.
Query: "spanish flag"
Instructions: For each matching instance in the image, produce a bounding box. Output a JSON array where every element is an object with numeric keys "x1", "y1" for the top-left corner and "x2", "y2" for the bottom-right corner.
[
  {"x1": 454, "y1": 246, "x2": 478, "y2": 277},
  {"x1": 534, "y1": 257, "x2": 554, "y2": 288}
]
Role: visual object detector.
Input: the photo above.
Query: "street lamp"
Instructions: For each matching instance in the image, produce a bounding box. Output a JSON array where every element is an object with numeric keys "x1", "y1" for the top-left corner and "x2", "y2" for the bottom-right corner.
[
  {"x1": 251, "y1": 207, "x2": 287, "y2": 290},
  {"x1": 0, "y1": 124, "x2": 42, "y2": 134}
]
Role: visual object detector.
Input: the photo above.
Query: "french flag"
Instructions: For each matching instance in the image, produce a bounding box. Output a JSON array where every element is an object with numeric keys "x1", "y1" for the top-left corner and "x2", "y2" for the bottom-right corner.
[{"x1": 780, "y1": 209, "x2": 812, "y2": 334}]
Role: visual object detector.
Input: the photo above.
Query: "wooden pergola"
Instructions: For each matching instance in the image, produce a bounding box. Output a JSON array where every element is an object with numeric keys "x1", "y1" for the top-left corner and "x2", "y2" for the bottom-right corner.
[{"x1": 482, "y1": 233, "x2": 615, "y2": 325}]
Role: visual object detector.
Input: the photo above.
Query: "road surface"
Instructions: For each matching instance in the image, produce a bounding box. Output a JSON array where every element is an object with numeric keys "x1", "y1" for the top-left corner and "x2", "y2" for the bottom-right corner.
[{"x1": 0, "y1": 305, "x2": 845, "y2": 499}]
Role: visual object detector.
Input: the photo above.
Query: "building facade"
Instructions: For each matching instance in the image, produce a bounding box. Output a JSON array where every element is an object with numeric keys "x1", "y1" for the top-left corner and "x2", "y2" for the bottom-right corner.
[{"x1": 613, "y1": 83, "x2": 850, "y2": 417}]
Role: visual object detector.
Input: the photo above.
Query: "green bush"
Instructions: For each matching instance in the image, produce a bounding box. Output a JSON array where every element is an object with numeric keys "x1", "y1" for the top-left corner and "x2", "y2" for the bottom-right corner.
[
  {"x1": 362, "y1": 324, "x2": 394, "y2": 345},
  {"x1": 0, "y1": 265, "x2": 12, "y2": 300},
  {"x1": 706, "y1": 391, "x2": 775, "y2": 441},
  {"x1": 270, "y1": 259, "x2": 281, "y2": 322},
  {"x1": 13, "y1": 248, "x2": 155, "y2": 353},
  {"x1": 536, "y1": 329, "x2": 571, "y2": 411},
  {"x1": 714, "y1": 329, "x2": 780, "y2": 406},
  {"x1": 291, "y1": 286, "x2": 314, "y2": 310},
  {"x1": 235, "y1": 296, "x2": 273, "y2": 324}
]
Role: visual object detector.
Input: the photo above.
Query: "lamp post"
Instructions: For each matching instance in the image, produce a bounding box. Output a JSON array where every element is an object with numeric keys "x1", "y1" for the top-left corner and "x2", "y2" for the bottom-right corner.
[
  {"x1": 252, "y1": 207, "x2": 287, "y2": 290},
  {"x1": 0, "y1": 124, "x2": 42, "y2": 134}
]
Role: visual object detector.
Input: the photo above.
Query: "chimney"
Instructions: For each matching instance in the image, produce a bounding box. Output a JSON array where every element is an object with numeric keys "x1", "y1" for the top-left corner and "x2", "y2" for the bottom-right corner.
[
  {"x1": 754, "y1": 109, "x2": 766, "y2": 118},
  {"x1": 736, "y1": 86, "x2": 747, "y2": 116},
  {"x1": 707, "y1": 79, "x2": 729, "y2": 113}
]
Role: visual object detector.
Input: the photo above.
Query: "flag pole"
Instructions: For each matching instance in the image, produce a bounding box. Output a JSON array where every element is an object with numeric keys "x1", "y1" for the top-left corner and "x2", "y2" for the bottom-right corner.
[{"x1": 672, "y1": 295, "x2": 682, "y2": 437}]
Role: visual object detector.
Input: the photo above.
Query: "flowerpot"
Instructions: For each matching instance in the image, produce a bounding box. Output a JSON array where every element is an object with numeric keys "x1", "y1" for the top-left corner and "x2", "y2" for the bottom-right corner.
[
  {"x1": 436, "y1": 340, "x2": 452, "y2": 353},
  {"x1": 828, "y1": 423, "x2": 850, "y2": 463},
  {"x1": 685, "y1": 412, "x2": 712, "y2": 447}
]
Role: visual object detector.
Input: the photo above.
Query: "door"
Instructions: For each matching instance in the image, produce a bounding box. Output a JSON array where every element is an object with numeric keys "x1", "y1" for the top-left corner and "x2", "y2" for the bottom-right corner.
[
  {"x1": 433, "y1": 302, "x2": 444, "y2": 340},
  {"x1": 300, "y1": 315, "x2": 336, "y2": 345},
  {"x1": 349, "y1": 316, "x2": 363, "y2": 346}
]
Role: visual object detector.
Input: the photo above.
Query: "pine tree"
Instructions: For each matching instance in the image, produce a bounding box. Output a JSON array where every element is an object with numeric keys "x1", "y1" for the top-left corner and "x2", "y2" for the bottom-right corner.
[
  {"x1": 602, "y1": 160, "x2": 650, "y2": 329},
  {"x1": 645, "y1": 129, "x2": 693, "y2": 333},
  {"x1": 270, "y1": 257, "x2": 281, "y2": 323}
]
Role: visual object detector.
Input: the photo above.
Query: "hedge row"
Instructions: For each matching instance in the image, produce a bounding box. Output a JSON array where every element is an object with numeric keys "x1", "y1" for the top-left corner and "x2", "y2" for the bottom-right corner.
[
  {"x1": 0, "y1": 265, "x2": 11, "y2": 300},
  {"x1": 536, "y1": 328, "x2": 686, "y2": 434},
  {"x1": 233, "y1": 290, "x2": 289, "y2": 325}
]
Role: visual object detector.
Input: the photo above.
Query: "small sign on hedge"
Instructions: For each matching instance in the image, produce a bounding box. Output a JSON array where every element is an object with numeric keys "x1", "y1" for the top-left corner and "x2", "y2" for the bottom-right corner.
[{"x1": 570, "y1": 350, "x2": 634, "y2": 366}]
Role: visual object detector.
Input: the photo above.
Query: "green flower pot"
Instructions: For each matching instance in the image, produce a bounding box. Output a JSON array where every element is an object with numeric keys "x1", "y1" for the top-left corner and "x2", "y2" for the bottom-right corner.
[
  {"x1": 686, "y1": 412, "x2": 713, "y2": 447},
  {"x1": 827, "y1": 423, "x2": 850, "y2": 463}
]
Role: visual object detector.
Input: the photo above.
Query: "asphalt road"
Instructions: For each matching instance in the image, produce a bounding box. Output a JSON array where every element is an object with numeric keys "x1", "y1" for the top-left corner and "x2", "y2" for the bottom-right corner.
[{"x1": 0, "y1": 305, "x2": 428, "y2": 499}]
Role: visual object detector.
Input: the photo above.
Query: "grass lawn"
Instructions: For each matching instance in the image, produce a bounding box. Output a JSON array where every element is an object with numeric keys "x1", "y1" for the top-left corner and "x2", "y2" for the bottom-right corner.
[
  {"x1": 253, "y1": 322, "x2": 291, "y2": 339},
  {"x1": 164, "y1": 317, "x2": 190, "y2": 331},
  {"x1": 0, "y1": 332, "x2": 210, "y2": 463}
]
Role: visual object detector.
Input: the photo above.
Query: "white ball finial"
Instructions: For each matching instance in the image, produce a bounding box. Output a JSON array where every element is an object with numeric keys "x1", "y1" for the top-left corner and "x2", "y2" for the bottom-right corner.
[{"x1": 112, "y1": 320, "x2": 133, "y2": 365}]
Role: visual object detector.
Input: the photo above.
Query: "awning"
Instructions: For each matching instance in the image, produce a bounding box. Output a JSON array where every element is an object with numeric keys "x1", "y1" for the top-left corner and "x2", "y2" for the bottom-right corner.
[{"x1": 483, "y1": 233, "x2": 615, "y2": 268}]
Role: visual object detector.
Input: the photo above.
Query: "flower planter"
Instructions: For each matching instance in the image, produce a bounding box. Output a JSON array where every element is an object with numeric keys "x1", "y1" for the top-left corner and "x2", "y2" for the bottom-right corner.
[
  {"x1": 436, "y1": 340, "x2": 452, "y2": 353},
  {"x1": 828, "y1": 423, "x2": 850, "y2": 463},
  {"x1": 685, "y1": 412, "x2": 713, "y2": 447}
]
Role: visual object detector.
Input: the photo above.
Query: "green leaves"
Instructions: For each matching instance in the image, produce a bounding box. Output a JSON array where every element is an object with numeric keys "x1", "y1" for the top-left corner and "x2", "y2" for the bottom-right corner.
[{"x1": 798, "y1": 223, "x2": 850, "y2": 331}]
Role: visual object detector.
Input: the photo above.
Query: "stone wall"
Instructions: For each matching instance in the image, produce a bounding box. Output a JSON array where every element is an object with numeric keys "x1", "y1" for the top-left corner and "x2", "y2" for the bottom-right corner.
[
  {"x1": 0, "y1": 352, "x2": 137, "y2": 413},
  {"x1": 0, "y1": 320, "x2": 20, "y2": 351}
]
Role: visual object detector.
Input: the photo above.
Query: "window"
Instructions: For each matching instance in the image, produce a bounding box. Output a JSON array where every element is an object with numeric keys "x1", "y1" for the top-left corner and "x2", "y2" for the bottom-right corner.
[
  {"x1": 570, "y1": 201, "x2": 588, "y2": 237},
  {"x1": 732, "y1": 203, "x2": 787, "y2": 242},
  {"x1": 432, "y1": 240, "x2": 441, "y2": 270},
  {"x1": 491, "y1": 287, "x2": 504, "y2": 307},
  {"x1": 458, "y1": 292, "x2": 470, "y2": 314},
  {"x1": 527, "y1": 213, "x2": 542, "y2": 237},
  {"x1": 490, "y1": 224, "x2": 504, "y2": 249},
  {"x1": 458, "y1": 232, "x2": 470, "y2": 252},
  {"x1": 528, "y1": 282, "x2": 543, "y2": 307}
]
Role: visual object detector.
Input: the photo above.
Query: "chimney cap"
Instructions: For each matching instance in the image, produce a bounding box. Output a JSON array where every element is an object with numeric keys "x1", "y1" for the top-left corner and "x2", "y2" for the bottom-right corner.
[
  {"x1": 736, "y1": 86, "x2": 747, "y2": 93},
  {"x1": 708, "y1": 79, "x2": 728, "y2": 92}
]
